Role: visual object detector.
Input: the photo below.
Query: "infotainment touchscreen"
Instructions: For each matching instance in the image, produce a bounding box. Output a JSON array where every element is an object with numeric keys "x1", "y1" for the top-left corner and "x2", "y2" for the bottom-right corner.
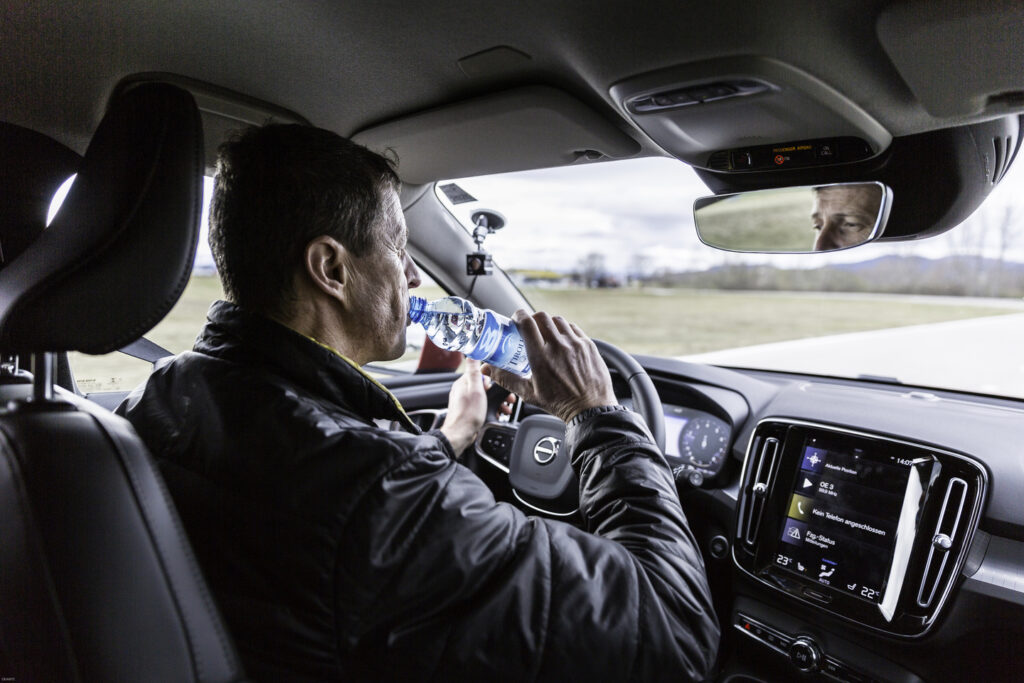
[{"x1": 772, "y1": 435, "x2": 915, "y2": 604}]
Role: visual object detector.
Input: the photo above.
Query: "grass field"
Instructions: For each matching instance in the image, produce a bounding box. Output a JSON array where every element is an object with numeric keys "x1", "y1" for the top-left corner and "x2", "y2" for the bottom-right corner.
[
  {"x1": 695, "y1": 187, "x2": 815, "y2": 251},
  {"x1": 69, "y1": 276, "x2": 1021, "y2": 392},
  {"x1": 524, "y1": 286, "x2": 1020, "y2": 356}
]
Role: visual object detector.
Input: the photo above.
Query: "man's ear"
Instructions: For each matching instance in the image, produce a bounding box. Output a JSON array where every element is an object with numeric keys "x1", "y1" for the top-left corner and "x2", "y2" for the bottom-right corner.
[{"x1": 303, "y1": 235, "x2": 349, "y2": 302}]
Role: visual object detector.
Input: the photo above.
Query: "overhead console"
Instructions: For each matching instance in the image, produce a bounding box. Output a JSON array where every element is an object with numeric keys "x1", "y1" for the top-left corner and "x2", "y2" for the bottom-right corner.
[
  {"x1": 610, "y1": 56, "x2": 891, "y2": 171},
  {"x1": 734, "y1": 419, "x2": 986, "y2": 637}
]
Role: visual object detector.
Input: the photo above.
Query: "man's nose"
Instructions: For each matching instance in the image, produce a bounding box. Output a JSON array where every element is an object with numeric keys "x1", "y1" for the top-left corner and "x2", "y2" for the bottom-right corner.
[{"x1": 405, "y1": 252, "x2": 422, "y2": 289}]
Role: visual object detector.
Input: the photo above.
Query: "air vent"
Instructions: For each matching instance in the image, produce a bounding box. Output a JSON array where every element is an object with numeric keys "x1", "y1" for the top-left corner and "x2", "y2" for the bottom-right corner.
[
  {"x1": 992, "y1": 136, "x2": 1014, "y2": 183},
  {"x1": 917, "y1": 477, "x2": 968, "y2": 607},
  {"x1": 992, "y1": 137, "x2": 1006, "y2": 184},
  {"x1": 707, "y1": 150, "x2": 731, "y2": 171},
  {"x1": 743, "y1": 436, "x2": 780, "y2": 546}
]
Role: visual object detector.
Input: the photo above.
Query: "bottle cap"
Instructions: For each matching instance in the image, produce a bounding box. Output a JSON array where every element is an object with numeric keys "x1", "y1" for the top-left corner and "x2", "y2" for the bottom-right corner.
[{"x1": 408, "y1": 295, "x2": 426, "y2": 324}]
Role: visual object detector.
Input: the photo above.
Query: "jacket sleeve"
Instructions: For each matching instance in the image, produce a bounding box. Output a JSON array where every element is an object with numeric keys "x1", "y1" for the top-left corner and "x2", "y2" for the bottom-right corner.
[{"x1": 339, "y1": 410, "x2": 719, "y2": 682}]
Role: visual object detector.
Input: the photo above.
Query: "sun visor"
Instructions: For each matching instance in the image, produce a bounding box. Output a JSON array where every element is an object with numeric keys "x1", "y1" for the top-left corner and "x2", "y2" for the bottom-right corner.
[
  {"x1": 609, "y1": 56, "x2": 891, "y2": 172},
  {"x1": 878, "y1": 1, "x2": 1024, "y2": 118},
  {"x1": 352, "y1": 86, "x2": 641, "y2": 184}
]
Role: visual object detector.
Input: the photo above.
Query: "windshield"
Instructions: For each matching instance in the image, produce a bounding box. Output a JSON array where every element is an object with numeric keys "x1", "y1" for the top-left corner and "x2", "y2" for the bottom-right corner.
[{"x1": 437, "y1": 157, "x2": 1024, "y2": 400}]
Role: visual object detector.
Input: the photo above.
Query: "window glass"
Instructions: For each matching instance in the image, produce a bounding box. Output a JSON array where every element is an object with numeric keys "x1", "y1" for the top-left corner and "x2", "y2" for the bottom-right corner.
[
  {"x1": 63, "y1": 177, "x2": 444, "y2": 392},
  {"x1": 437, "y1": 156, "x2": 1024, "y2": 399},
  {"x1": 67, "y1": 177, "x2": 221, "y2": 393},
  {"x1": 368, "y1": 271, "x2": 447, "y2": 375}
]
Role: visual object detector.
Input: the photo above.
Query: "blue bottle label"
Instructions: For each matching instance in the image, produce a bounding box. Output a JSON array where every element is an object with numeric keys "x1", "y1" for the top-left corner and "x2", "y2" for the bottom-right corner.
[{"x1": 467, "y1": 312, "x2": 531, "y2": 376}]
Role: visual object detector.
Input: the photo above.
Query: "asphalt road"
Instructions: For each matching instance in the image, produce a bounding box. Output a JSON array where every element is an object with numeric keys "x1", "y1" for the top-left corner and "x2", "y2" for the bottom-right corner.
[{"x1": 681, "y1": 313, "x2": 1024, "y2": 400}]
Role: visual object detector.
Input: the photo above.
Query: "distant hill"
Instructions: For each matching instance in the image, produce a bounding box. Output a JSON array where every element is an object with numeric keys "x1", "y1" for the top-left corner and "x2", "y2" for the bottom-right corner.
[
  {"x1": 831, "y1": 254, "x2": 1024, "y2": 275},
  {"x1": 651, "y1": 255, "x2": 1024, "y2": 298}
]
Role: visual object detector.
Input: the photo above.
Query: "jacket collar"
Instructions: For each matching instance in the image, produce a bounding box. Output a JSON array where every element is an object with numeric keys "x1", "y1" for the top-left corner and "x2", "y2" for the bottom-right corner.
[{"x1": 195, "y1": 300, "x2": 417, "y2": 431}]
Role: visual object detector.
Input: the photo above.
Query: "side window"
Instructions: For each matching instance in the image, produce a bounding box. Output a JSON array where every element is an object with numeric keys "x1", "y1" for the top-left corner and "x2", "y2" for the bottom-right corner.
[
  {"x1": 67, "y1": 177, "x2": 220, "y2": 394},
  {"x1": 60, "y1": 172, "x2": 447, "y2": 389},
  {"x1": 71, "y1": 268, "x2": 444, "y2": 389}
]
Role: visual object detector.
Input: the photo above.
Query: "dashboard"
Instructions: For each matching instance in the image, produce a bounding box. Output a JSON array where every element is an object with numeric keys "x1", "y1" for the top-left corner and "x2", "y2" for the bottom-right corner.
[{"x1": 388, "y1": 358, "x2": 1024, "y2": 682}]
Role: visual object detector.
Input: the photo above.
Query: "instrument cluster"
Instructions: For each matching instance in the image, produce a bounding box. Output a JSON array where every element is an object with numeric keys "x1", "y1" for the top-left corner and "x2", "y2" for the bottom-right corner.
[{"x1": 662, "y1": 404, "x2": 732, "y2": 483}]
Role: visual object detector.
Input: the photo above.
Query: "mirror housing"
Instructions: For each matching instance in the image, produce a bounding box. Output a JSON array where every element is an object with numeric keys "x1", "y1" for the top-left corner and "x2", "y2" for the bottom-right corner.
[{"x1": 693, "y1": 181, "x2": 892, "y2": 253}]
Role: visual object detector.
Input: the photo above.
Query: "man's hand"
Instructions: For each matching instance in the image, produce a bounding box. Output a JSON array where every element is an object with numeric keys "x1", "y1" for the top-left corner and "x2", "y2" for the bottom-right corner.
[
  {"x1": 440, "y1": 359, "x2": 488, "y2": 456},
  {"x1": 483, "y1": 311, "x2": 617, "y2": 423}
]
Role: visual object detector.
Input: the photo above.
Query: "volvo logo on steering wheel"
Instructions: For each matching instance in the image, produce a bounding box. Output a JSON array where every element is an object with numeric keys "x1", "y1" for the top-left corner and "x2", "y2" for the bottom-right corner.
[{"x1": 532, "y1": 436, "x2": 561, "y2": 465}]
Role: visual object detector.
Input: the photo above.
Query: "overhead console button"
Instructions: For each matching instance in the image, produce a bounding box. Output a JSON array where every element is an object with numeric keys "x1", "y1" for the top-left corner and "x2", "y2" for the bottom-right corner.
[
  {"x1": 625, "y1": 79, "x2": 765, "y2": 114},
  {"x1": 687, "y1": 83, "x2": 738, "y2": 101}
]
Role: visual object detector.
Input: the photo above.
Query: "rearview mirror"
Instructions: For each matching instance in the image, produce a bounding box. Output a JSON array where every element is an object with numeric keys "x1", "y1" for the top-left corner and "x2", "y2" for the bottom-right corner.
[{"x1": 693, "y1": 181, "x2": 892, "y2": 253}]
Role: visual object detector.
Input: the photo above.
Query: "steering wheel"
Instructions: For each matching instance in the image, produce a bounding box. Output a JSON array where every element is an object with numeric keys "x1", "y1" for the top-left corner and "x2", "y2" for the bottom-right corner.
[{"x1": 479, "y1": 339, "x2": 665, "y2": 518}]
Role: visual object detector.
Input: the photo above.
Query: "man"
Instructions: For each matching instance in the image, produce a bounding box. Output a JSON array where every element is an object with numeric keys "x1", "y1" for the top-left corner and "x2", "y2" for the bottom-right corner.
[
  {"x1": 118, "y1": 124, "x2": 719, "y2": 681},
  {"x1": 811, "y1": 183, "x2": 883, "y2": 251}
]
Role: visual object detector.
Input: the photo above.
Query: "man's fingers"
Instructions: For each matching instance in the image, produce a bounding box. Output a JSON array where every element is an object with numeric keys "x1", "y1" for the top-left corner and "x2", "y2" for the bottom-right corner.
[
  {"x1": 532, "y1": 312, "x2": 562, "y2": 345},
  {"x1": 552, "y1": 315, "x2": 575, "y2": 337},
  {"x1": 512, "y1": 310, "x2": 545, "y2": 352}
]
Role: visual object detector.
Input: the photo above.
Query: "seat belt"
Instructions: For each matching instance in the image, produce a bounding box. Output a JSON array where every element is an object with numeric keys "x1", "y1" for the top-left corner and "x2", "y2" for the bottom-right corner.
[{"x1": 118, "y1": 337, "x2": 174, "y2": 364}]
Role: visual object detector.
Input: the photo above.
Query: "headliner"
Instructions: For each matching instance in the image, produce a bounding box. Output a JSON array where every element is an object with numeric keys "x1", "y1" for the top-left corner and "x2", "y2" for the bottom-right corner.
[{"x1": 2, "y1": 1, "x2": 1022, "y2": 179}]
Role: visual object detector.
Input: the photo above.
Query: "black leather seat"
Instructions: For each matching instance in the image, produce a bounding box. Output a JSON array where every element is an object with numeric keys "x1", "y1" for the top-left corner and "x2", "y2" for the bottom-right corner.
[{"x1": 0, "y1": 83, "x2": 247, "y2": 682}]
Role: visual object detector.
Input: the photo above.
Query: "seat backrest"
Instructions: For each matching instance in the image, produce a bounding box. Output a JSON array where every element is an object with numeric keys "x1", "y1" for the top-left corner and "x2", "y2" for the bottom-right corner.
[{"x1": 0, "y1": 83, "x2": 246, "y2": 682}]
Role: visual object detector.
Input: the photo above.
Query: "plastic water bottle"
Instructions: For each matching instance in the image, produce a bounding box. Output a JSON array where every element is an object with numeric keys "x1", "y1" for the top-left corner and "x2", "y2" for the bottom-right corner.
[{"x1": 408, "y1": 295, "x2": 531, "y2": 377}]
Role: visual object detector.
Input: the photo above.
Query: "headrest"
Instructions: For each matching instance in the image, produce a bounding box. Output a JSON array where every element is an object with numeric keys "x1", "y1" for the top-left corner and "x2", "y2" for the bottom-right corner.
[
  {"x1": 0, "y1": 123, "x2": 81, "y2": 269},
  {"x1": 0, "y1": 83, "x2": 203, "y2": 354}
]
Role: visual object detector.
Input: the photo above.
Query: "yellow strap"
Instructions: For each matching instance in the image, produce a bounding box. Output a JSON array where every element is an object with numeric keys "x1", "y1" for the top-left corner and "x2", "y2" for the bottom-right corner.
[{"x1": 306, "y1": 336, "x2": 414, "y2": 425}]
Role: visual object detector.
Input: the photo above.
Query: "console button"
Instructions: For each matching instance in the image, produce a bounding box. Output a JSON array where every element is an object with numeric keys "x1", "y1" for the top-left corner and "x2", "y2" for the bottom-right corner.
[
  {"x1": 709, "y1": 535, "x2": 729, "y2": 559},
  {"x1": 788, "y1": 637, "x2": 821, "y2": 673},
  {"x1": 480, "y1": 429, "x2": 514, "y2": 465},
  {"x1": 821, "y1": 657, "x2": 846, "y2": 680},
  {"x1": 764, "y1": 630, "x2": 790, "y2": 649}
]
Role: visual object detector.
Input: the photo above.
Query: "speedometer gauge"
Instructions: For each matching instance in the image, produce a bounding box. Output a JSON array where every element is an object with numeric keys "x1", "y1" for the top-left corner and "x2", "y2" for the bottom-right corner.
[{"x1": 679, "y1": 416, "x2": 729, "y2": 469}]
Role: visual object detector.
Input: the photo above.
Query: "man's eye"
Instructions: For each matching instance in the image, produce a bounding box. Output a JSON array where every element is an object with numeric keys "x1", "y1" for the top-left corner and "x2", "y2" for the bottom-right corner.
[{"x1": 842, "y1": 222, "x2": 864, "y2": 230}]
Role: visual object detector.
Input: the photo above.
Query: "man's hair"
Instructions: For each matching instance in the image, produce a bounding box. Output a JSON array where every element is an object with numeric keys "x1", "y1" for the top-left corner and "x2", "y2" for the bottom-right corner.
[{"x1": 209, "y1": 124, "x2": 400, "y2": 317}]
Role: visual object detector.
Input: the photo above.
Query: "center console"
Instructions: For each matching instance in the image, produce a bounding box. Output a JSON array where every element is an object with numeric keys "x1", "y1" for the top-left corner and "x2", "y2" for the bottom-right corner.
[{"x1": 734, "y1": 419, "x2": 986, "y2": 637}]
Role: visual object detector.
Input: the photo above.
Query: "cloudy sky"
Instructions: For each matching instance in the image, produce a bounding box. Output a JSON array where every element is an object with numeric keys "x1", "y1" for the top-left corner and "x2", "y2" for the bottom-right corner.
[{"x1": 437, "y1": 154, "x2": 1024, "y2": 277}]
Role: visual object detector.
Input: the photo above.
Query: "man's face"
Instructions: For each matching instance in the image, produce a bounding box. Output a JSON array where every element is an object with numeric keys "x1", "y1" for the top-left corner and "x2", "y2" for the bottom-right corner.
[
  {"x1": 345, "y1": 188, "x2": 421, "y2": 363},
  {"x1": 811, "y1": 185, "x2": 882, "y2": 251}
]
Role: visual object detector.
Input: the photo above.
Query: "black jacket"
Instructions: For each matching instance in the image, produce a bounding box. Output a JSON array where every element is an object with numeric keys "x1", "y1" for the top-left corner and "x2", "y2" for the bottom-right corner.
[{"x1": 118, "y1": 301, "x2": 719, "y2": 682}]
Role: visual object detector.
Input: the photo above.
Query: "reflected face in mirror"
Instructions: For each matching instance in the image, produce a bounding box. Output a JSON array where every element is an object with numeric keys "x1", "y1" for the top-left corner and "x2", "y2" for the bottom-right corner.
[
  {"x1": 693, "y1": 181, "x2": 890, "y2": 254},
  {"x1": 811, "y1": 185, "x2": 883, "y2": 251}
]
